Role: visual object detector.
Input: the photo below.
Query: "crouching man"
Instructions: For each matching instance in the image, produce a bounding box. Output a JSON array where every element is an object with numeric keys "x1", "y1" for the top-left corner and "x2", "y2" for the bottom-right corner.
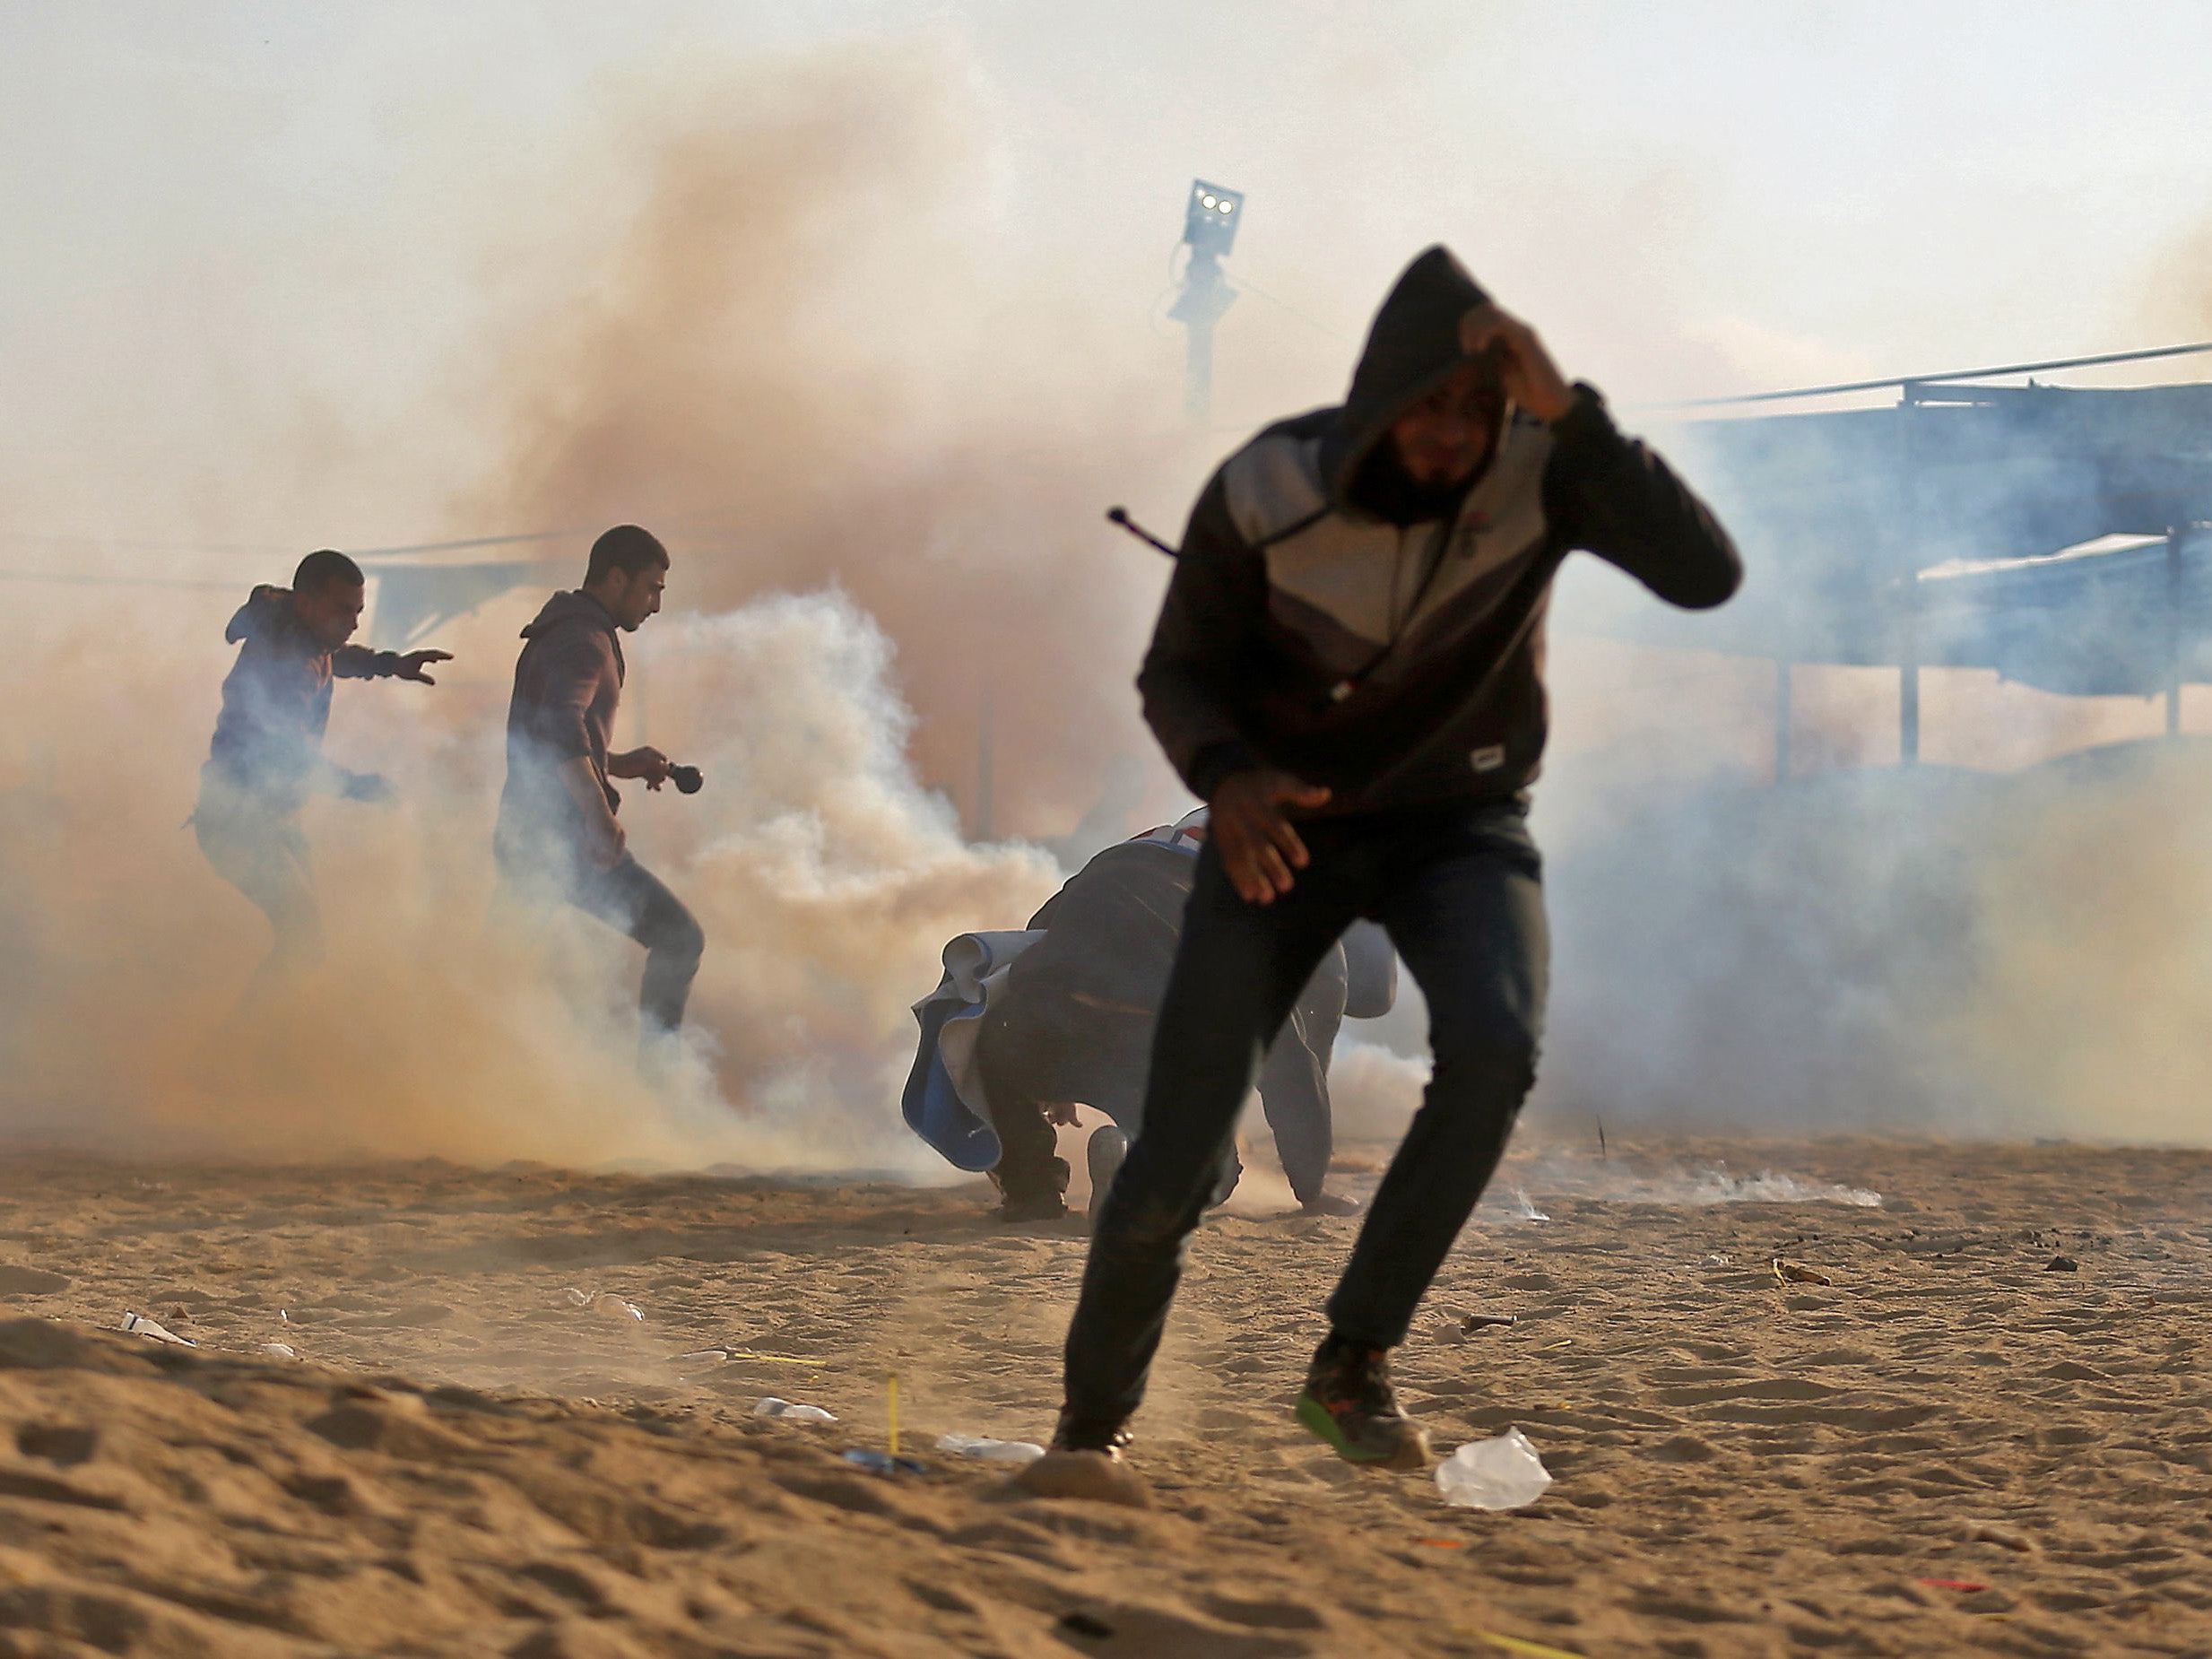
[{"x1": 972, "y1": 812, "x2": 1394, "y2": 1223}]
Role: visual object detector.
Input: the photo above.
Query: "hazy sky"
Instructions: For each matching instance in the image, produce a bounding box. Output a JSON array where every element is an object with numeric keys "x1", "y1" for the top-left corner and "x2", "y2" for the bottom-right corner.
[
  {"x1": 7, "y1": 4, "x2": 2211, "y2": 1142},
  {"x1": 5, "y1": 0, "x2": 2209, "y2": 546}
]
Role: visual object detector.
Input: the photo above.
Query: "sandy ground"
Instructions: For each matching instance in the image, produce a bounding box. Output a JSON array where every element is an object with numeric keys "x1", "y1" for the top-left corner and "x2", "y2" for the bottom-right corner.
[{"x1": 0, "y1": 1135, "x2": 2208, "y2": 1657}]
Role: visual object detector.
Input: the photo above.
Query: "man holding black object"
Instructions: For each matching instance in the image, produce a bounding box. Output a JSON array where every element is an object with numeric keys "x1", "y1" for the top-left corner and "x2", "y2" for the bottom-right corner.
[
  {"x1": 495, "y1": 525, "x2": 705, "y2": 1048},
  {"x1": 1048, "y1": 248, "x2": 1740, "y2": 1472}
]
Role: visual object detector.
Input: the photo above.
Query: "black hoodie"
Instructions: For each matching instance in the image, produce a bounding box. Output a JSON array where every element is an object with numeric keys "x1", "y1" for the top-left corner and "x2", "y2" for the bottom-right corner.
[
  {"x1": 495, "y1": 590, "x2": 625, "y2": 865},
  {"x1": 1138, "y1": 245, "x2": 1741, "y2": 814}
]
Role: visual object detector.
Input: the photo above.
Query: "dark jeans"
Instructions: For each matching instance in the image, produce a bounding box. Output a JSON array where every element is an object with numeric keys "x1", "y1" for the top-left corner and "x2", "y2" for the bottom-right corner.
[
  {"x1": 1062, "y1": 799, "x2": 1547, "y2": 1429},
  {"x1": 500, "y1": 845, "x2": 707, "y2": 1039},
  {"x1": 570, "y1": 856, "x2": 707, "y2": 1038}
]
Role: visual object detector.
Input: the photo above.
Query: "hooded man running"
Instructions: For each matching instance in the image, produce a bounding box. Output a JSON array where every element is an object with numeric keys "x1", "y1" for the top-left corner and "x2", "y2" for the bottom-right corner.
[
  {"x1": 495, "y1": 525, "x2": 705, "y2": 1050},
  {"x1": 1045, "y1": 248, "x2": 1740, "y2": 1473},
  {"x1": 195, "y1": 548, "x2": 449, "y2": 1008}
]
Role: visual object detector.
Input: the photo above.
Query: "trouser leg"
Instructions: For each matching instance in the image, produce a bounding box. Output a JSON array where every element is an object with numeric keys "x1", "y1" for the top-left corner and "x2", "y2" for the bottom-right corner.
[
  {"x1": 571, "y1": 856, "x2": 707, "y2": 1038},
  {"x1": 1323, "y1": 809, "x2": 1548, "y2": 1349},
  {"x1": 1260, "y1": 988, "x2": 1344, "y2": 1206},
  {"x1": 1261, "y1": 947, "x2": 1347, "y2": 1205},
  {"x1": 1061, "y1": 840, "x2": 1360, "y2": 1429},
  {"x1": 973, "y1": 1005, "x2": 1072, "y2": 1203},
  {"x1": 197, "y1": 809, "x2": 324, "y2": 1005}
]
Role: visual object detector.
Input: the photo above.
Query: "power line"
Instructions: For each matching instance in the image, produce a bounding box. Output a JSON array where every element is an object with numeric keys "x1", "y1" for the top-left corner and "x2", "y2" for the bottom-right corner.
[
  {"x1": 0, "y1": 527, "x2": 577, "y2": 567},
  {"x1": 0, "y1": 569, "x2": 237, "y2": 590},
  {"x1": 0, "y1": 533, "x2": 571, "y2": 590},
  {"x1": 1660, "y1": 340, "x2": 2212, "y2": 410},
  {"x1": 1230, "y1": 274, "x2": 1352, "y2": 343},
  {"x1": 0, "y1": 532, "x2": 291, "y2": 562},
  {"x1": 353, "y1": 530, "x2": 574, "y2": 559}
]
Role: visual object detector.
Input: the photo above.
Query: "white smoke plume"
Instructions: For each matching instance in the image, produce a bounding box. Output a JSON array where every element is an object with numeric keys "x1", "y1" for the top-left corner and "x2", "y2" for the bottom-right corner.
[
  {"x1": 0, "y1": 586, "x2": 1061, "y2": 1169},
  {"x1": 7, "y1": 16, "x2": 2212, "y2": 1177}
]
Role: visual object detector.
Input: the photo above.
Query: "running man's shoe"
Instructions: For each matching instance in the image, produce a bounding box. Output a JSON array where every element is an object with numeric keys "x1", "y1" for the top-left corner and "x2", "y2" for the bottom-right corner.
[
  {"x1": 1295, "y1": 1335, "x2": 1431, "y2": 1470},
  {"x1": 1085, "y1": 1125, "x2": 1129, "y2": 1221},
  {"x1": 992, "y1": 1154, "x2": 1071, "y2": 1223},
  {"x1": 1048, "y1": 1405, "x2": 1133, "y2": 1461}
]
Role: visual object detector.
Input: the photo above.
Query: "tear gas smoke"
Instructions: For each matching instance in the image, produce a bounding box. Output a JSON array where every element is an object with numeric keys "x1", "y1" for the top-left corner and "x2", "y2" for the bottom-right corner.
[
  {"x1": 1, "y1": 43, "x2": 1136, "y2": 1168},
  {"x1": 1538, "y1": 734, "x2": 2212, "y2": 1147},
  {"x1": 455, "y1": 40, "x2": 1201, "y2": 842},
  {"x1": 6, "y1": 30, "x2": 2211, "y2": 1176},
  {"x1": 0, "y1": 588, "x2": 1058, "y2": 1168}
]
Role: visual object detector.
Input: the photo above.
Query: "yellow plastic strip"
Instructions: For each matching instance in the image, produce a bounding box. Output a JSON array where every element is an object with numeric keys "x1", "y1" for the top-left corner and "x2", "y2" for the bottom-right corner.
[
  {"x1": 725, "y1": 1350, "x2": 829, "y2": 1368},
  {"x1": 1479, "y1": 1633, "x2": 1587, "y2": 1659}
]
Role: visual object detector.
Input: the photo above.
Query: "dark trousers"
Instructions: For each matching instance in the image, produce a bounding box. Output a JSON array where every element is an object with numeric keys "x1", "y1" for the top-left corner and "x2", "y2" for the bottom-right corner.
[
  {"x1": 499, "y1": 845, "x2": 707, "y2": 1039},
  {"x1": 568, "y1": 856, "x2": 707, "y2": 1038},
  {"x1": 1062, "y1": 799, "x2": 1547, "y2": 1429},
  {"x1": 976, "y1": 992, "x2": 1149, "y2": 1202}
]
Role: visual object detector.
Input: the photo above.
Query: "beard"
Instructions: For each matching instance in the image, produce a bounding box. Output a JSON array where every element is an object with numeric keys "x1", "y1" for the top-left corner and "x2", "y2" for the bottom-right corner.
[{"x1": 1349, "y1": 435, "x2": 1487, "y2": 525}]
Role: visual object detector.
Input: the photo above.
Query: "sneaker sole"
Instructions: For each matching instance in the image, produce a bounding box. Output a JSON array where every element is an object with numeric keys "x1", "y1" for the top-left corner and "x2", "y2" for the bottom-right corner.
[{"x1": 1294, "y1": 1393, "x2": 1432, "y2": 1472}]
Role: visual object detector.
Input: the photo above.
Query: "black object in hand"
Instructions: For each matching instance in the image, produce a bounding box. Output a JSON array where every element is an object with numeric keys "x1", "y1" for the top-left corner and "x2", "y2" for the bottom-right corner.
[{"x1": 669, "y1": 764, "x2": 703, "y2": 795}]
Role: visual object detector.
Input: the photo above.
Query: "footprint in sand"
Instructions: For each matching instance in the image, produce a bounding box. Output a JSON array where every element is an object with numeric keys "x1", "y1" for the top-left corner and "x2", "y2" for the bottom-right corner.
[{"x1": 0, "y1": 1266, "x2": 73, "y2": 1297}]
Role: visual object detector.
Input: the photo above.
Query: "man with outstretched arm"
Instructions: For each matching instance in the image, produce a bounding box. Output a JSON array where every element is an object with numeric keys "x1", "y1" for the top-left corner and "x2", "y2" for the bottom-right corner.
[
  {"x1": 1045, "y1": 247, "x2": 1740, "y2": 1473},
  {"x1": 494, "y1": 525, "x2": 705, "y2": 1049},
  {"x1": 195, "y1": 548, "x2": 449, "y2": 1008}
]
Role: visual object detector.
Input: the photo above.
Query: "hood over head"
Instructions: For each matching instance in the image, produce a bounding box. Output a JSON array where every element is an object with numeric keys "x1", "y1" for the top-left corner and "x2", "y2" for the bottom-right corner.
[
  {"x1": 224, "y1": 584, "x2": 292, "y2": 646},
  {"x1": 519, "y1": 588, "x2": 619, "y2": 642},
  {"x1": 1326, "y1": 245, "x2": 1496, "y2": 505}
]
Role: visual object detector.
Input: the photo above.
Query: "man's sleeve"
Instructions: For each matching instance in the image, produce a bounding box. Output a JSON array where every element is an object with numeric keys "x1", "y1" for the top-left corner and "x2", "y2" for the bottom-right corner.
[
  {"x1": 1135, "y1": 469, "x2": 1271, "y2": 799},
  {"x1": 523, "y1": 633, "x2": 606, "y2": 761},
  {"x1": 1542, "y1": 386, "x2": 1743, "y2": 611},
  {"x1": 332, "y1": 646, "x2": 403, "y2": 679}
]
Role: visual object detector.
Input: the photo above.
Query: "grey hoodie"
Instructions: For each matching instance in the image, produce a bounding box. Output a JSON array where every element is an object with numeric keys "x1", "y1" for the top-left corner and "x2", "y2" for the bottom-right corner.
[
  {"x1": 1139, "y1": 245, "x2": 1742, "y2": 814},
  {"x1": 496, "y1": 590, "x2": 624, "y2": 865}
]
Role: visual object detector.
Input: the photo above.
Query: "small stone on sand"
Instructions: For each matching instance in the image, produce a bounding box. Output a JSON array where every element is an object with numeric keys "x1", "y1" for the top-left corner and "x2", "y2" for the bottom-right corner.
[{"x1": 1963, "y1": 1518, "x2": 2037, "y2": 1553}]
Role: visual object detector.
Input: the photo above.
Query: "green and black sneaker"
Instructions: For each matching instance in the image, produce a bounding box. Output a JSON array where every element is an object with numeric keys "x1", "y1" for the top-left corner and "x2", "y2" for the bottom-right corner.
[{"x1": 1294, "y1": 1335, "x2": 1431, "y2": 1471}]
